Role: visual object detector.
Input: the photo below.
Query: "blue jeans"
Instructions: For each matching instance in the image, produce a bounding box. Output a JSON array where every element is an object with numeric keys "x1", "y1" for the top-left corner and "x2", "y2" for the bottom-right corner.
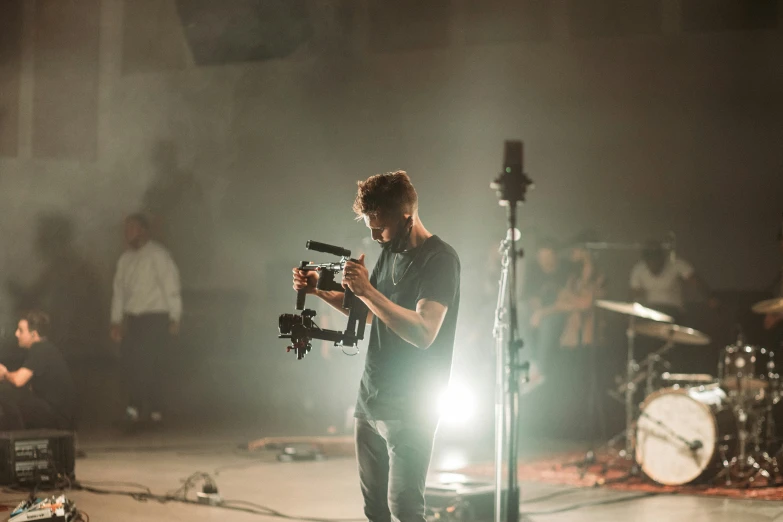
[{"x1": 355, "y1": 417, "x2": 438, "y2": 522}]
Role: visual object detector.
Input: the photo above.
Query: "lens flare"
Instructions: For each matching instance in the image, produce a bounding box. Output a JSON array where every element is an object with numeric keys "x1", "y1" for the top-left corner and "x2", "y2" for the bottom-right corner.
[{"x1": 438, "y1": 382, "x2": 475, "y2": 425}]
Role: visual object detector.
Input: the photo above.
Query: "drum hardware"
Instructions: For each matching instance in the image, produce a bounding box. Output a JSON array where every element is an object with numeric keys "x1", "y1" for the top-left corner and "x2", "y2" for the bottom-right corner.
[
  {"x1": 709, "y1": 330, "x2": 783, "y2": 487},
  {"x1": 644, "y1": 349, "x2": 670, "y2": 398},
  {"x1": 632, "y1": 321, "x2": 711, "y2": 346},
  {"x1": 633, "y1": 331, "x2": 783, "y2": 488},
  {"x1": 612, "y1": 340, "x2": 675, "y2": 400},
  {"x1": 563, "y1": 236, "x2": 674, "y2": 470},
  {"x1": 595, "y1": 327, "x2": 783, "y2": 486},
  {"x1": 568, "y1": 297, "x2": 783, "y2": 489},
  {"x1": 714, "y1": 381, "x2": 783, "y2": 486},
  {"x1": 559, "y1": 235, "x2": 783, "y2": 489},
  {"x1": 720, "y1": 342, "x2": 777, "y2": 395},
  {"x1": 593, "y1": 300, "x2": 673, "y2": 460},
  {"x1": 638, "y1": 409, "x2": 704, "y2": 451},
  {"x1": 751, "y1": 297, "x2": 783, "y2": 315},
  {"x1": 610, "y1": 323, "x2": 711, "y2": 408},
  {"x1": 718, "y1": 336, "x2": 782, "y2": 485},
  {"x1": 636, "y1": 385, "x2": 734, "y2": 486},
  {"x1": 660, "y1": 373, "x2": 717, "y2": 388},
  {"x1": 595, "y1": 300, "x2": 674, "y2": 324},
  {"x1": 714, "y1": 416, "x2": 781, "y2": 487}
]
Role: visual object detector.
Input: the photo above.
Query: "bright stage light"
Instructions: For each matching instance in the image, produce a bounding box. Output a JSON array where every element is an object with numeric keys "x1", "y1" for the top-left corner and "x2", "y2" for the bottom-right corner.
[
  {"x1": 438, "y1": 382, "x2": 475, "y2": 425},
  {"x1": 436, "y1": 450, "x2": 469, "y2": 471}
]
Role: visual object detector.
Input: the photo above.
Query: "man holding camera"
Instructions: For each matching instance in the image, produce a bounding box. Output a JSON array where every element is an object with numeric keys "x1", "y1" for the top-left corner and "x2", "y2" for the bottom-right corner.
[{"x1": 293, "y1": 171, "x2": 460, "y2": 522}]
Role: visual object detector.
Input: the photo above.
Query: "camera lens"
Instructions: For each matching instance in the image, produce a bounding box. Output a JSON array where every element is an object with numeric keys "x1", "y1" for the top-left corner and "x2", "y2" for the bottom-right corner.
[{"x1": 279, "y1": 314, "x2": 299, "y2": 335}]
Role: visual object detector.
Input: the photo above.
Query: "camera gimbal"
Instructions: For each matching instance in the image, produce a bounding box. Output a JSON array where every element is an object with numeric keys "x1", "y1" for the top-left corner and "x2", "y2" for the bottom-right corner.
[{"x1": 278, "y1": 241, "x2": 369, "y2": 360}]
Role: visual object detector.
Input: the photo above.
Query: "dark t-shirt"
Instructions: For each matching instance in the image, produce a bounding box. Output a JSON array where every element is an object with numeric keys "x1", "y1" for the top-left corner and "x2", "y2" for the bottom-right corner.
[
  {"x1": 22, "y1": 340, "x2": 75, "y2": 420},
  {"x1": 355, "y1": 235, "x2": 461, "y2": 421},
  {"x1": 523, "y1": 264, "x2": 566, "y2": 307}
]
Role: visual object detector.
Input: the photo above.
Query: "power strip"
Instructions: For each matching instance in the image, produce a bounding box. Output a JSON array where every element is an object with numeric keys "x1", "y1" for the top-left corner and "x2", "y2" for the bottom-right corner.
[{"x1": 8, "y1": 495, "x2": 77, "y2": 522}]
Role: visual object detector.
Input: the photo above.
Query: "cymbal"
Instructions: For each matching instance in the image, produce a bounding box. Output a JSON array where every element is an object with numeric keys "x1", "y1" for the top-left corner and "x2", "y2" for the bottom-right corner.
[
  {"x1": 633, "y1": 321, "x2": 711, "y2": 346},
  {"x1": 595, "y1": 300, "x2": 674, "y2": 323},
  {"x1": 751, "y1": 297, "x2": 783, "y2": 315}
]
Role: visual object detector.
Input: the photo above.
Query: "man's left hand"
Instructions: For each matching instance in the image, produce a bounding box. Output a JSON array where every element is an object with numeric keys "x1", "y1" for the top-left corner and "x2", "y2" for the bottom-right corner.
[
  {"x1": 0, "y1": 364, "x2": 8, "y2": 380},
  {"x1": 343, "y1": 254, "x2": 371, "y2": 297}
]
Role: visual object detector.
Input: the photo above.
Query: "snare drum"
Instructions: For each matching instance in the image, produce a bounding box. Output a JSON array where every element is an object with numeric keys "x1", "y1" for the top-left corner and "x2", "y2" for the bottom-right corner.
[
  {"x1": 720, "y1": 344, "x2": 777, "y2": 393},
  {"x1": 635, "y1": 385, "x2": 735, "y2": 486},
  {"x1": 660, "y1": 373, "x2": 717, "y2": 389}
]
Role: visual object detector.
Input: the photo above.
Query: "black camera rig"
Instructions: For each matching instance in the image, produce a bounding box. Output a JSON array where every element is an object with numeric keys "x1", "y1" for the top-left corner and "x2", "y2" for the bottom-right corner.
[{"x1": 279, "y1": 240, "x2": 369, "y2": 360}]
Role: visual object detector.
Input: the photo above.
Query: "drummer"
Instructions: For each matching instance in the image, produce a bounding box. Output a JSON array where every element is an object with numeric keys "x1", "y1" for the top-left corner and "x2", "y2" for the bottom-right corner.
[
  {"x1": 523, "y1": 237, "x2": 568, "y2": 376},
  {"x1": 629, "y1": 242, "x2": 717, "y2": 322}
]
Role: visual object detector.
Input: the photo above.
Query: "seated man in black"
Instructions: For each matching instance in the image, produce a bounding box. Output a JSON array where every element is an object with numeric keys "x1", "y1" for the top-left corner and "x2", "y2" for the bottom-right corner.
[{"x1": 0, "y1": 310, "x2": 75, "y2": 430}]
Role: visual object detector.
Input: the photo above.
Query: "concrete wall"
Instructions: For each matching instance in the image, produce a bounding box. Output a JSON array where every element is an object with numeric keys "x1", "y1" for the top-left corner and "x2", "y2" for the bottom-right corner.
[{"x1": 0, "y1": 0, "x2": 781, "y2": 352}]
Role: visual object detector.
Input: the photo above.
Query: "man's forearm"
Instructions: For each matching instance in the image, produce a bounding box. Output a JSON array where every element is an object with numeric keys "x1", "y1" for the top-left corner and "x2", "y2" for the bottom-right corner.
[
  {"x1": 313, "y1": 290, "x2": 374, "y2": 324},
  {"x1": 689, "y1": 275, "x2": 713, "y2": 300},
  {"x1": 110, "y1": 295, "x2": 123, "y2": 325},
  {"x1": 316, "y1": 290, "x2": 351, "y2": 317},
  {"x1": 359, "y1": 287, "x2": 431, "y2": 349},
  {"x1": 3, "y1": 372, "x2": 21, "y2": 387}
]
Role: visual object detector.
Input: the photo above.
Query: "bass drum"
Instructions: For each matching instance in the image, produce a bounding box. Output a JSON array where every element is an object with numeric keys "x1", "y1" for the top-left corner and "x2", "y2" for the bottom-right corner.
[{"x1": 635, "y1": 385, "x2": 735, "y2": 486}]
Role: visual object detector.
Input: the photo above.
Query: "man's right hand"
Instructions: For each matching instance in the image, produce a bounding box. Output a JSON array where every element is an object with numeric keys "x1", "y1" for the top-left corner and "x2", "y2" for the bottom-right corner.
[
  {"x1": 110, "y1": 324, "x2": 123, "y2": 343},
  {"x1": 292, "y1": 266, "x2": 318, "y2": 294}
]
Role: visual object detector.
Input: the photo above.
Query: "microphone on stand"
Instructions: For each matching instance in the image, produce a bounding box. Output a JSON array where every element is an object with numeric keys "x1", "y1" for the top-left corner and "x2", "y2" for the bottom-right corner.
[{"x1": 499, "y1": 228, "x2": 522, "y2": 254}]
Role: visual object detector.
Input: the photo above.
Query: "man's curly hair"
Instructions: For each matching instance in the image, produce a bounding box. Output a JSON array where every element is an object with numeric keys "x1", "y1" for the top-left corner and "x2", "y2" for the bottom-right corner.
[
  {"x1": 352, "y1": 170, "x2": 418, "y2": 220},
  {"x1": 21, "y1": 309, "x2": 51, "y2": 338}
]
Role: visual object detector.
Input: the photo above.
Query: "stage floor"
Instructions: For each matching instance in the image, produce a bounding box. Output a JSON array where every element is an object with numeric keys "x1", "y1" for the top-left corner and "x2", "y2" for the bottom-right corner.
[{"x1": 1, "y1": 432, "x2": 781, "y2": 522}]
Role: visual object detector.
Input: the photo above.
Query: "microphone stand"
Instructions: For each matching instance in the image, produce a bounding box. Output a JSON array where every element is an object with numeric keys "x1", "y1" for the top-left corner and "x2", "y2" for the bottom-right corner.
[
  {"x1": 490, "y1": 141, "x2": 533, "y2": 522},
  {"x1": 492, "y1": 229, "x2": 522, "y2": 522}
]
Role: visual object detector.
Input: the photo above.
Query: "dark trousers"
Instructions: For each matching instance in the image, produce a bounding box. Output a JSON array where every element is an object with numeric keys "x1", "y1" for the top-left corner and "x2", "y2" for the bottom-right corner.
[
  {"x1": 551, "y1": 345, "x2": 607, "y2": 441},
  {"x1": 531, "y1": 314, "x2": 567, "y2": 377},
  {"x1": 355, "y1": 418, "x2": 438, "y2": 522},
  {"x1": 0, "y1": 382, "x2": 69, "y2": 430},
  {"x1": 121, "y1": 313, "x2": 169, "y2": 415}
]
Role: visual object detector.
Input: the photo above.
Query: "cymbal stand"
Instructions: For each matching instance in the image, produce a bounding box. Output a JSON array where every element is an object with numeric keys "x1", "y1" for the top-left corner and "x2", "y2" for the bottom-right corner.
[
  {"x1": 621, "y1": 316, "x2": 637, "y2": 459},
  {"x1": 714, "y1": 392, "x2": 782, "y2": 487},
  {"x1": 601, "y1": 323, "x2": 676, "y2": 462},
  {"x1": 644, "y1": 339, "x2": 674, "y2": 397},
  {"x1": 612, "y1": 337, "x2": 676, "y2": 400},
  {"x1": 574, "y1": 315, "x2": 641, "y2": 469}
]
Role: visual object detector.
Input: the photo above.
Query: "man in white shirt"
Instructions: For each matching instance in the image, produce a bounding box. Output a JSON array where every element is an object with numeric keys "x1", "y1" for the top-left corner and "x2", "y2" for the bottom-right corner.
[
  {"x1": 111, "y1": 213, "x2": 181, "y2": 425},
  {"x1": 630, "y1": 242, "x2": 715, "y2": 320}
]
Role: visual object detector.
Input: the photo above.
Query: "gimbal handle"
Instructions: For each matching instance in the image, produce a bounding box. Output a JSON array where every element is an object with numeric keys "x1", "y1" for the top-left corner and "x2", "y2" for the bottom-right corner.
[{"x1": 296, "y1": 261, "x2": 308, "y2": 310}]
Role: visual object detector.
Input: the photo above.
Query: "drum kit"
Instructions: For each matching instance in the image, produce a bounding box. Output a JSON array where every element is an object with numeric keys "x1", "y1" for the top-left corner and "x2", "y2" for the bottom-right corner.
[{"x1": 595, "y1": 296, "x2": 783, "y2": 487}]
